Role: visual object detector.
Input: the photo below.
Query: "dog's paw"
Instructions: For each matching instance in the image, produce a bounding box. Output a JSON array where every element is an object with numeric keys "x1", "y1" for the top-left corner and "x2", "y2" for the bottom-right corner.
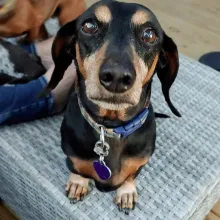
[
  {"x1": 114, "y1": 180, "x2": 138, "y2": 215},
  {"x1": 65, "y1": 173, "x2": 90, "y2": 204}
]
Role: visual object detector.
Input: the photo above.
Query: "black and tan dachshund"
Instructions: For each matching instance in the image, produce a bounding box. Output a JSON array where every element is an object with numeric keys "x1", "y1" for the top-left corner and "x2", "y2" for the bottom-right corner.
[
  {"x1": 24, "y1": 0, "x2": 182, "y2": 214},
  {"x1": 44, "y1": 0, "x2": 181, "y2": 214}
]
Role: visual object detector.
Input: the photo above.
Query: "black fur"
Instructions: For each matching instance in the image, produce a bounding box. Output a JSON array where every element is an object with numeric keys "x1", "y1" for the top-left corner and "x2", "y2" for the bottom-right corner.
[
  {"x1": 47, "y1": 0, "x2": 180, "y2": 194},
  {"x1": 62, "y1": 92, "x2": 156, "y2": 192},
  {"x1": 0, "y1": 39, "x2": 46, "y2": 85}
]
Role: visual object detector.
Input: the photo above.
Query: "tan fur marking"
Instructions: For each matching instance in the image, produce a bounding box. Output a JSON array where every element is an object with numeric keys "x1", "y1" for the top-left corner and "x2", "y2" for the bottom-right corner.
[
  {"x1": 142, "y1": 54, "x2": 159, "y2": 86},
  {"x1": 66, "y1": 173, "x2": 89, "y2": 191},
  {"x1": 112, "y1": 157, "x2": 149, "y2": 185},
  {"x1": 131, "y1": 45, "x2": 148, "y2": 83},
  {"x1": 70, "y1": 156, "x2": 149, "y2": 186},
  {"x1": 95, "y1": 5, "x2": 112, "y2": 23},
  {"x1": 99, "y1": 108, "x2": 108, "y2": 117},
  {"x1": 65, "y1": 173, "x2": 89, "y2": 201},
  {"x1": 85, "y1": 44, "x2": 143, "y2": 110},
  {"x1": 76, "y1": 42, "x2": 87, "y2": 79},
  {"x1": 70, "y1": 157, "x2": 100, "y2": 180},
  {"x1": 85, "y1": 44, "x2": 155, "y2": 111},
  {"x1": 99, "y1": 108, "x2": 127, "y2": 121},
  {"x1": 114, "y1": 177, "x2": 138, "y2": 210},
  {"x1": 93, "y1": 101, "x2": 131, "y2": 111},
  {"x1": 117, "y1": 109, "x2": 126, "y2": 121},
  {"x1": 131, "y1": 46, "x2": 159, "y2": 87},
  {"x1": 132, "y1": 10, "x2": 150, "y2": 25},
  {"x1": 106, "y1": 109, "x2": 117, "y2": 119}
]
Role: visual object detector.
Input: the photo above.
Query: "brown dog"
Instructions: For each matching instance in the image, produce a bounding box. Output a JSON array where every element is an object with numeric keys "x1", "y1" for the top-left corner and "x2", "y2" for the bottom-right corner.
[{"x1": 0, "y1": 0, "x2": 86, "y2": 42}]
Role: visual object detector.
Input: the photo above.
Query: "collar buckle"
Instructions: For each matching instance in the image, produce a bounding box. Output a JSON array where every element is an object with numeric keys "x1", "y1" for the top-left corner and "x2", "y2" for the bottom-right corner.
[{"x1": 114, "y1": 108, "x2": 149, "y2": 138}]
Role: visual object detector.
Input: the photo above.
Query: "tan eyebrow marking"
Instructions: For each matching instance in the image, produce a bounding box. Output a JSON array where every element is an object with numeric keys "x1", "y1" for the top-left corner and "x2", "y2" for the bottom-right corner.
[
  {"x1": 95, "y1": 5, "x2": 112, "y2": 23},
  {"x1": 132, "y1": 10, "x2": 150, "y2": 25}
]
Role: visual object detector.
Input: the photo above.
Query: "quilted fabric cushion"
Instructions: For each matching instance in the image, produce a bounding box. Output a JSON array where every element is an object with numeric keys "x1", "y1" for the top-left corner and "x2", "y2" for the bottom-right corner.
[{"x1": 0, "y1": 54, "x2": 220, "y2": 220}]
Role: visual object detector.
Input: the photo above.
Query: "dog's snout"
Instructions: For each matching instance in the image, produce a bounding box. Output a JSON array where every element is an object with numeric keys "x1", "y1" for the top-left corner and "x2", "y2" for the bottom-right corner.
[{"x1": 99, "y1": 65, "x2": 136, "y2": 93}]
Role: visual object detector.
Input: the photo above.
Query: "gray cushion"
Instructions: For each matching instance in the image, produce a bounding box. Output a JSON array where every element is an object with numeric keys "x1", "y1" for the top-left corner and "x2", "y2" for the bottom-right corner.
[{"x1": 0, "y1": 55, "x2": 220, "y2": 220}]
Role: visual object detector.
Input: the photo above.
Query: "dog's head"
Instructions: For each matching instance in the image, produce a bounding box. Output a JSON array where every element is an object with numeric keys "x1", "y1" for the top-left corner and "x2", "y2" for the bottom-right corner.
[{"x1": 47, "y1": 0, "x2": 181, "y2": 124}]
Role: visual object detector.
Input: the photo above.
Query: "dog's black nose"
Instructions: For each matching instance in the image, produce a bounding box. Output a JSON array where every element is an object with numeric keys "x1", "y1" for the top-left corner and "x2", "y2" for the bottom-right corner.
[{"x1": 99, "y1": 65, "x2": 136, "y2": 93}]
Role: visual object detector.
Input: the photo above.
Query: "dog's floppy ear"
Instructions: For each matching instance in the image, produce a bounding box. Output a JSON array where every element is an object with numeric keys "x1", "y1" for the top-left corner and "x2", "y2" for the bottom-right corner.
[
  {"x1": 45, "y1": 20, "x2": 77, "y2": 93},
  {"x1": 157, "y1": 33, "x2": 181, "y2": 117}
]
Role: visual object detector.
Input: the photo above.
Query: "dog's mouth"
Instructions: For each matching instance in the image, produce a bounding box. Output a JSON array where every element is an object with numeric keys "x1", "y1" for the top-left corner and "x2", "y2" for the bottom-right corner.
[{"x1": 89, "y1": 97, "x2": 134, "y2": 110}]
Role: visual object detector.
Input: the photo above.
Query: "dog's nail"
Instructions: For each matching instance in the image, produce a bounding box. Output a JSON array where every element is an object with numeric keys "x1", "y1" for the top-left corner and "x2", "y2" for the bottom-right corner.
[
  {"x1": 132, "y1": 203, "x2": 136, "y2": 210},
  {"x1": 70, "y1": 198, "x2": 77, "y2": 204},
  {"x1": 65, "y1": 190, "x2": 70, "y2": 197},
  {"x1": 125, "y1": 209, "x2": 130, "y2": 215},
  {"x1": 72, "y1": 198, "x2": 77, "y2": 204}
]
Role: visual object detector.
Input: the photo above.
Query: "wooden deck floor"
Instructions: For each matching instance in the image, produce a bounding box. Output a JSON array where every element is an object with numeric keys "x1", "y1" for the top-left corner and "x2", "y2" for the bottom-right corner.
[
  {"x1": 1, "y1": 199, "x2": 220, "y2": 220},
  {"x1": 0, "y1": 201, "x2": 18, "y2": 220},
  {"x1": 205, "y1": 201, "x2": 220, "y2": 220},
  {"x1": 1, "y1": 0, "x2": 220, "y2": 219},
  {"x1": 86, "y1": 0, "x2": 220, "y2": 60}
]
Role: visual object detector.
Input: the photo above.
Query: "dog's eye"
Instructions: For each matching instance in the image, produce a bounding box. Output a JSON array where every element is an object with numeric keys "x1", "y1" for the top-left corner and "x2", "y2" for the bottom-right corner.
[
  {"x1": 142, "y1": 28, "x2": 157, "y2": 43},
  {"x1": 82, "y1": 21, "x2": 98, "y2": 34}
]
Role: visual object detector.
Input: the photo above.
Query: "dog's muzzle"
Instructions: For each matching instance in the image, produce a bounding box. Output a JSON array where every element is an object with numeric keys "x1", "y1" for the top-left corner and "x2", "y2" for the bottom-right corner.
[{"x1": 99, "y1": 58, "x2": 136, "y2": 93}]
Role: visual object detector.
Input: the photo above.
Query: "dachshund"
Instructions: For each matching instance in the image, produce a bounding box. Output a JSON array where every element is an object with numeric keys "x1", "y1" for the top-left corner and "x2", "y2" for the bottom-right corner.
[
  {"x1": 12, "y1": 0, "x2": 181, "y2": 214},
  {"x1": 0, "y1": 0, "x2": 86, "y2": 42}
]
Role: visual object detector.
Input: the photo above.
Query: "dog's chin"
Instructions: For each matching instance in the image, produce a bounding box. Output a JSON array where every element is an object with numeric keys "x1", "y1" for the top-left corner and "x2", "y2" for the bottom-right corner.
[{"x1": 90, "y1": 99, "x2": 132, "y2": 111}]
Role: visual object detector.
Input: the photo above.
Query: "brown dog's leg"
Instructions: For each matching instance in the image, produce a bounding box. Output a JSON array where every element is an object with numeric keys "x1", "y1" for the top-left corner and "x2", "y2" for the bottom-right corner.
[
  {"x1": 114, "y1": 178, "x2": 138, "y2": 215},
  {"x1": 58, "y1": 0, "x2": 86, "y2": 25},
  {"x1": 65, "y1": 173, "x2": 90, "y2": 204}
]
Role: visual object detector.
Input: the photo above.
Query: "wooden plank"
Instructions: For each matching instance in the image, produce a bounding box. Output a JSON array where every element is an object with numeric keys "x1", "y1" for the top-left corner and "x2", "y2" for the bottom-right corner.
[
  {"x1": 135, "y1": 0, "x2": 220, "y2": 59},
  {"x1": 85, "y1": 0, "x2": 220, "y2": 60},
  {"x1": 212, "y1": 201, "x2": 220, "y2": 217},
  {"x1": 0, "y1": 203, "x2": 18, "y2": 220},
  {"x1": 205, "y1": 211, "x2": 220, "y2": 220}
]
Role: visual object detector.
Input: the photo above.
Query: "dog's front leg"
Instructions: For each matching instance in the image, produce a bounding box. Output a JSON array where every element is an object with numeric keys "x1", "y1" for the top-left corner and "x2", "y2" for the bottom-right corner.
[
  {"x1": 114, "y1": 178, "x2": 138, "y2": 215},
  {"x1": 65, "y1": 173, "x2": 90, "y2": 204}
]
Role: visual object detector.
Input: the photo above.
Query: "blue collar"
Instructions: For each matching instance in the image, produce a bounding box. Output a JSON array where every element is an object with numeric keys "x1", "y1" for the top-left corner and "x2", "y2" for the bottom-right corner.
[
  {"x1": 113, "y1": 108, "x2": 149, "y2": 138},
  {"x1": 77, "y1": 95, "x2": 149, "y2": 139}
]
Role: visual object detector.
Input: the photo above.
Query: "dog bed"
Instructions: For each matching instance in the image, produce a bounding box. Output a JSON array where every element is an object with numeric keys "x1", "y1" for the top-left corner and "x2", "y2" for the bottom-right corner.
[{"x1": 0, "y1": 53, "x2": 220, "y2": 219}]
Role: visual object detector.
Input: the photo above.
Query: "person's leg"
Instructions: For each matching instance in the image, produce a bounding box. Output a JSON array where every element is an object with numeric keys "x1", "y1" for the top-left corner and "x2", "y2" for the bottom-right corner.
[
  {"x1": 43, "y1": 62, "x2": 76, "y2": 114},
  {"x1": 0, "y1": 76, "x2": 53, "y2": 124},
  {"x1": 23, "y1": 37, "x2": 77, "y2": 113},
  {"x1": 35, "y1": 37, "x2": 76, "y2": 113},
  {"x1": 35, "y1": 37, "x2": 54, "y2": 70},
  {"x1": 0, "y1": 62, "x2": 76, "y2": 125},
  {"x1": 20, "y1": 36, "x2": 54, "y2": 69},
  {"x1": 0, "y1": 37, "x2": 76, "y2": 125}
]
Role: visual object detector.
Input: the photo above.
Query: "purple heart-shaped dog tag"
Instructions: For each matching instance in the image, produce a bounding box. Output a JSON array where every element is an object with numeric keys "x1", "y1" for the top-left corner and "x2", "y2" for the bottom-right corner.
[{"x1": 93, "y1": 160, "x2": 112, "y2": 180}]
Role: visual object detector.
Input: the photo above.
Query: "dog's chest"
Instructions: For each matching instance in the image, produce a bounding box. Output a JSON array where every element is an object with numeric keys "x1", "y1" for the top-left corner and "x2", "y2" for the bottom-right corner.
[{"x1": 70, "y1": 138, "x2": 149, "y2": 186}]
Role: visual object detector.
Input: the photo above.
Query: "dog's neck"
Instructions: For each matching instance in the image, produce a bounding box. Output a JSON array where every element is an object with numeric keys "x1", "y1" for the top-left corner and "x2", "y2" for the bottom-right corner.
[{"x1": 77, "y1": 77, "x2": 152, "y2": 129}]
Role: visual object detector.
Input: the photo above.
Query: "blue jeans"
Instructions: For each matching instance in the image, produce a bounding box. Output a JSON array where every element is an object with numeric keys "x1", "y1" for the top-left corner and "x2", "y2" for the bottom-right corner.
[{"x1": 0, "y1": 75, "x2": 54, "y2": 125}]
